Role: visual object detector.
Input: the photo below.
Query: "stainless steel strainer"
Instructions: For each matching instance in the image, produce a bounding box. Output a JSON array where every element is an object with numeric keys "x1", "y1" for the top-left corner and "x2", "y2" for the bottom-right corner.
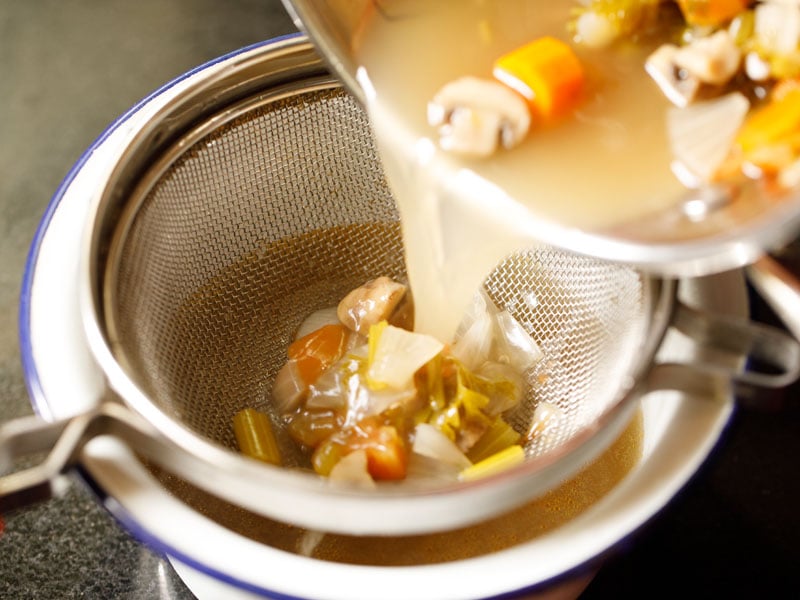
[{"x1": 2, "y1": 36, "x2": 798, "y2": 536}]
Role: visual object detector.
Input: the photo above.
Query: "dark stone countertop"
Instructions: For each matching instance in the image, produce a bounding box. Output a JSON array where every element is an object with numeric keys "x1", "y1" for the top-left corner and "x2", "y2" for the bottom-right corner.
[{"x1": 0, "y1": 1, "x2": 798, "y2": 598}]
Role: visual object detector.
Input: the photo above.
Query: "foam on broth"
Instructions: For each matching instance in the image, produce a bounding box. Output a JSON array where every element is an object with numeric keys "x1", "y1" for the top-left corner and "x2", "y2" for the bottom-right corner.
[{"x1": 355, "y1": 0, "x2": 683, "y2": 340}]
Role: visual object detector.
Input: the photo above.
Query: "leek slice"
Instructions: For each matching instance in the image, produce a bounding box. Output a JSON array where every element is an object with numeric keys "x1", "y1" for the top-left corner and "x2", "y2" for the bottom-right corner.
[{"x1": 466, "y1": 418, "x2": 521, "y2": 463}]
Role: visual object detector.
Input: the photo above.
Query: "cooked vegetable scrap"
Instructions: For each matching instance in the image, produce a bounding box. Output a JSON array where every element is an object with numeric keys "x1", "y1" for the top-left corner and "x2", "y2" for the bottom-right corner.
[
  {"x1": 572, "y1": 0, "x2": 800, "y2": 189},
  {"x1": 525, "y1": 401, "x2": 564, "y2": 444},
  {"x1": 493, "y1": 36, "x2": 586, "y2": 120},
  {"x1": 459, "y1": 445, "x2": 526, "y2": 482},
  {"x1": 666, "y1": 92, "x2": 751, "y2": 184},
  {"x1": 233, "y1": 408, "x2": 282, "y2": 466},
  {"x1": 238, "y1": 276, "x2": 546, "y2": 485},
  {"x1": 427, "y1": 76, "x2": 532, "y2": 157},
  {"x1": 428, "y1": 36, "x2": 585, "y2": 156},
  {"x1": 428, "y1": 1, "x2": 800, "y2": 191},
  {"x1": 570, "y1": 0, "x2": 664, "y2": 48},
  {"x1": 337, "y1": 275, "x2": 407, "y2": 335},
  {"x1": 733, "y1": 84, "x2": 800, "y2": 182}
]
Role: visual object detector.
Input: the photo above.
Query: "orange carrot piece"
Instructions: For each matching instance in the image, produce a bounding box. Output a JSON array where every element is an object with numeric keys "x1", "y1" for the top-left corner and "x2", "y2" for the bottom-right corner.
[
  {"x1": 362, "y1": 424, "x2": 408, "y2": 481},
  {"x1": 677, "y1": 0, "x2": 753, "y2": 27},
  {"x1": 493, "y1": 36, "x2": 584, "y2": 120},
  {"x1": 735, "y1": 88, "x2": 800, "y2": 154},
  {"x1": 287, "y1": 323, "x2": 349, "y2": 385}
]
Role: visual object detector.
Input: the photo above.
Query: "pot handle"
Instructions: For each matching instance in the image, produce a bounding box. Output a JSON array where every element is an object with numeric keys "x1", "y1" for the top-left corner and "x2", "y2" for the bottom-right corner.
[{"x1": 647, "y1": 301, "x2": 800, "y2": 403}]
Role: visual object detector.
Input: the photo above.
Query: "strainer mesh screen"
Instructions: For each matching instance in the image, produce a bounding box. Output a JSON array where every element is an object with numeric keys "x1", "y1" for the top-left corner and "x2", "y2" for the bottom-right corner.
[{"x1": 108, "y1": 86, "x2": 646, "y2": 464}]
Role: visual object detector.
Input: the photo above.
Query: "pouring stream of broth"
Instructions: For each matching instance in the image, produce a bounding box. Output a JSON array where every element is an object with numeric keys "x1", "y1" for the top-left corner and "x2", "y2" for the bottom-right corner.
[{"x1": 354, "y1": 0, "x2": 683, "y2": 340}]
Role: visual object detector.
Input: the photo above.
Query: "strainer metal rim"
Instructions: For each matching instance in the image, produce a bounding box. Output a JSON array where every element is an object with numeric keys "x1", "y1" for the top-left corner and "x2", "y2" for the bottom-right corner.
[{"x1": 75, "y1": 35, "x2": 676, "y2": 535}]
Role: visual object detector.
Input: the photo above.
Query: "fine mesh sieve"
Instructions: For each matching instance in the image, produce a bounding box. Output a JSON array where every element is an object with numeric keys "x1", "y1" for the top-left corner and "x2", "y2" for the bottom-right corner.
[
  {"x1": 2, "y1": 37, "x2": 798, "y2": 536},
  {"x1": 106, "y1": 83, "x2": 648, "y2": 464}
]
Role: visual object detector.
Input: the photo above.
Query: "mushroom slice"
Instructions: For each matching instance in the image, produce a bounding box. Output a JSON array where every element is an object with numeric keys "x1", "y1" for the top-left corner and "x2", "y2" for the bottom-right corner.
[
  {"x1": 427, "y1": 76, "x2": 531, "y2": 157},
  {"x1": 337, "y1": 276, "x2": 407, "y2": 335},
  {"x1": 645, "y1": 44, "x2": 701, "y2": 108},
  {"x1": 674, "y1": 30, "x2": 742, "y2": 86}
]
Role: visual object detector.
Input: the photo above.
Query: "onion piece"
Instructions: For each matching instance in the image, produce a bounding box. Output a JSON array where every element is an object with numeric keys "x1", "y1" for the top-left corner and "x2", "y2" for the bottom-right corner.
[
  {"x1": 304, "y1": 357, "x2": 351, "y2": 411},
  {"x1": 452, "y1": 303, "x2": 495, "y2": 370},
  {"x1": 367, "y1": 322, "x2": 444, "y2": 389},
  {"x1": 272, "y1": 359, "x2": 306, "y2": 414},
  {"x1": 475, "y1": 361, "x2": 525, "y2": 415},
  {"x1": 346, "y1": 382, "x2": 417, "y2": 423},
  {"x1": 405, "y1": 452, "x2": 461, "y2": 481},
  {"x1": 454, "y1": 290, "x2": 542, "y2": 373},
  {"x1": 328, "y1": 449, "x2": 376, "y2": 488},
  {"x1": 527, "y1": 401, "x2": 564, "y2": 441},
  {"x1": 493, "y1": 310, "x2": 543, "y2": 372},
  {"x1": 305, "y1": 351, "x2": 416, "y2": 420},
  {"x1": 667, "y1": 92, "x2": 750, "y2": 183},
  {"x1": 294, "y1": 307, "x2": 340, "y2": 340},
  {"x1": 412, "y1": 423, "x2": 472, "y2": 470}
]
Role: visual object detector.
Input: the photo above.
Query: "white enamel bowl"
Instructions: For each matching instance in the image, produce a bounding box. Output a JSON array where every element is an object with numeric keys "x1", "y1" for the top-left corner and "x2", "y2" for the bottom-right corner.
[{"x1": 19, "y1": 36, "x2": 741, "y2": 600}]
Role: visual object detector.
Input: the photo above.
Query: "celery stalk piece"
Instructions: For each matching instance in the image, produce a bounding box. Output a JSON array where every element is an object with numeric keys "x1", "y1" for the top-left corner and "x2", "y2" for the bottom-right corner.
[
  {"x1": 233, "y1": 408, "x2": 282, "y2": 466},
  {"x1": 459, "y1": 445, "x2": 525, "y2": 482}
]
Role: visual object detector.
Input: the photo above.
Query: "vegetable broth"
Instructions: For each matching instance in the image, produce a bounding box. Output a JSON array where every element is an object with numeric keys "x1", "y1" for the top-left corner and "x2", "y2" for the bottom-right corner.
[{"x1": 356, "y1": 0, "x2": 682, "y2": 340}]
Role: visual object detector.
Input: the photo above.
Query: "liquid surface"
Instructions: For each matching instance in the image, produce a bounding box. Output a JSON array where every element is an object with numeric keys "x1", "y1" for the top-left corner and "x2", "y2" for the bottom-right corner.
[{"x1": 355, "y1": 0, "x2": 682, "y2": 339}]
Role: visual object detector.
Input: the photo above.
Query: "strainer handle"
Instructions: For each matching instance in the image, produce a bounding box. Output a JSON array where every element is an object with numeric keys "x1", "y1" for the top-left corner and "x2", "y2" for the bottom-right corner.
[
  {"x1": 648, "y1": 302, "x2": 800, "y2": 404},
  {"x1": 0, "y1": 403, "x2": 165, "y2": 512}
]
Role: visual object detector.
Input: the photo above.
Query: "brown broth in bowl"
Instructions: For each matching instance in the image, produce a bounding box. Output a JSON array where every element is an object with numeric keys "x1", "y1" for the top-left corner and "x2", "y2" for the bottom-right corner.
[{"x1": 149, "y1": 410, "x2": 641, "y2": 565}]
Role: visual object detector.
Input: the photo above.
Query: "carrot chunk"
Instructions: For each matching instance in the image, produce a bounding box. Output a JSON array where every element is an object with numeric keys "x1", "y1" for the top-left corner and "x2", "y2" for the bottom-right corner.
[
  {"x1": 361, "y1": 424, "x2": 408, "y2": 481},
  {"x1": 735, "y1": 88, "x2": 800, "y2": 154},
  {"x1": 287, "y1": 323, "x2": 349, "y2": 385},
  {"x1": 677, "y1": 0, "x2": 752, "y2": 27},
  {"x1": 493, "y1": 36, "x2": 585, "y2": 120}
]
